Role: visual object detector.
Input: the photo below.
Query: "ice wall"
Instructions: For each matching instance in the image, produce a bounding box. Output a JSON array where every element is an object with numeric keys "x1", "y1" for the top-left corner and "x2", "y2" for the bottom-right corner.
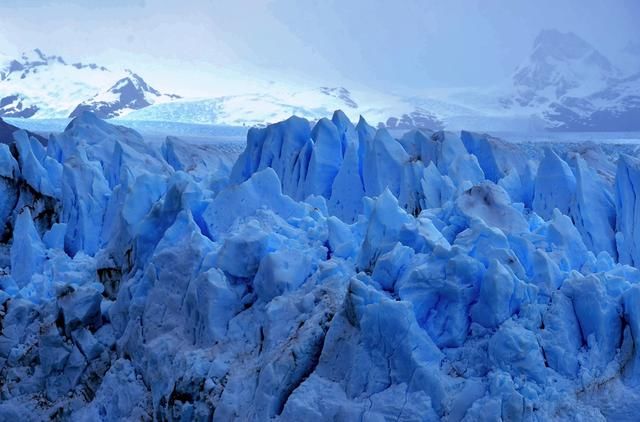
[{"x1": 1, "y1": 112, "x2": 640, "y2": 421}]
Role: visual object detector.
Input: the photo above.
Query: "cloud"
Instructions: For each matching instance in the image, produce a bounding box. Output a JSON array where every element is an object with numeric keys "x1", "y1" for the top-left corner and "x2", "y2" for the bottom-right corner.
[{"x1": 0, "y1": 0, "x2": 146, "y2": 8}]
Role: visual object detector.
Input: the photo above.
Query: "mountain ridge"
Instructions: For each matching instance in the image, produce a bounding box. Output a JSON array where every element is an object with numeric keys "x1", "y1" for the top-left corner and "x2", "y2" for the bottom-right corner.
[
  {"x1": 0, "y1": 49, "x2": 178, "y2": 120},
  {"x1": 1, "y1": 36, "x2": 639, "y2": 131},
  {"x1": 498, "y1": 29, "x2": 640, "y2": 130},
  {"x1": 69, "y1": 71, "x2": 181, "y2": 119}
]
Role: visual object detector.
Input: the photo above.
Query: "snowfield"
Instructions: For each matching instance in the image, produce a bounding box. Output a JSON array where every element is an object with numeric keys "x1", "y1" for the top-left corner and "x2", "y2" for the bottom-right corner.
[{"x1": 1, "y1": 111, "x2": 640, "y2": 421}]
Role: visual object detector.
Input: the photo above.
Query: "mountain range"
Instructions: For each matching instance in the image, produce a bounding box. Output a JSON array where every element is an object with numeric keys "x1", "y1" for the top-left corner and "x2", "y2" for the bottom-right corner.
[
  {"x1": 0, "y1": 30, "x2": 638, "y2": 131},
  {"x1": 0, "y1": 49, "x2": 178, "y2": 119}
]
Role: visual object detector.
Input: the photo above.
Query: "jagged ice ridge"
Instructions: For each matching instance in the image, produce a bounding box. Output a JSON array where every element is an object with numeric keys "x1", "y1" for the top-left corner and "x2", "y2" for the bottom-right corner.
[{"x1": 1, "y1": 111, "x2": 640, "y2": 420}]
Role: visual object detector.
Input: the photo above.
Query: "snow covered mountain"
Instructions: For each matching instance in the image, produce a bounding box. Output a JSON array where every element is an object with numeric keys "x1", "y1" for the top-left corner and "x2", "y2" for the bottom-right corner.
[
  {"x1": 70, "y1": 72, "x2": 180, "y2": 119},
  {"x1": 2, "y1": 111, "x2": 640, "y2": 419},
  {"x1": 501, "y1": 30, "x2": 640, "y2": 130},
  {"x1": 0, "y1": 49, "x2": 178, "y2": 119},
  {"x1": 0, "y1": 50, "x2": 447, "y2": 130},
  {"x1": 506, "y1": 29, "x2": 619, "y2": 108},
  {"x1": 545, "y1": 71, "x2": 640, "y2": 131},
  {"x1": 121, "y1": 29, "x2": 639, "y2": 131},
  {"x1": 2, "y1": 37, "x2": 639, "y2": 131}
]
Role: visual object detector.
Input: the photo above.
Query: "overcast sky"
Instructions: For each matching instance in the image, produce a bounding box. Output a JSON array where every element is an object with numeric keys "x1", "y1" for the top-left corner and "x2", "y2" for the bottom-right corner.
[{"x1": 0, "y1": 0, "x2": 638, "y2": 97}]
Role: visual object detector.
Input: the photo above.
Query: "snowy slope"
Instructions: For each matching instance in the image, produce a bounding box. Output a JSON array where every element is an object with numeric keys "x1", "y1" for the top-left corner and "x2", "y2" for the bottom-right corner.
[
  {"x1": 70, "y1": 72, "x2": 180, "y2": 119},
  {"x1": 0, "y1": 49, "x2": 121, "y2": 118},
  {"x1": 545, "y1": 71, "x2": 640, "y2": 131},
  {"x1": 499, "y1": 30, "x2": 640, "y2": 130},
  {"x1": 508, "y1": 29, "x2": 619, "y2": 108},
  {"x1": 0, "y1": 49, "x2": 178, "y2": 119},
  {"x1": 2, "y1": 111, "x2": 640, "y2": 420}
]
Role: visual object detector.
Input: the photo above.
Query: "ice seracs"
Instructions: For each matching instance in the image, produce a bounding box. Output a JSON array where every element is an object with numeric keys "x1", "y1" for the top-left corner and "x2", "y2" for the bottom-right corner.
[
  {"x1": 1, "y1": 111, "x2": 640, "y2": 420},
  {"x1": 615, "y1": 153, "x2": 640, "y2": 267}
]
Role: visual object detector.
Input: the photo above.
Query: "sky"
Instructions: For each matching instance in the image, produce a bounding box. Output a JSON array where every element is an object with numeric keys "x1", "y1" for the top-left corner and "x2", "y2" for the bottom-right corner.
[{"x1": 0, "y1": 0, "x2": 638, "y2": 97}]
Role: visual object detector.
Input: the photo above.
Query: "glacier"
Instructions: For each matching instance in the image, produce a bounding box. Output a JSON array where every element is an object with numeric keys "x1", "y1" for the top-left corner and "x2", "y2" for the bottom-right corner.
[{"x1": 1, "y1": 111, "x2": 640, "y2": 420}]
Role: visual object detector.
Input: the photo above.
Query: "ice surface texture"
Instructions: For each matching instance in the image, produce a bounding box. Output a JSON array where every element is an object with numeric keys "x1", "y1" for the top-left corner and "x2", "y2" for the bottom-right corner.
[{"x1": 1, "y1": 111, "x2": 640, "y2": 421}]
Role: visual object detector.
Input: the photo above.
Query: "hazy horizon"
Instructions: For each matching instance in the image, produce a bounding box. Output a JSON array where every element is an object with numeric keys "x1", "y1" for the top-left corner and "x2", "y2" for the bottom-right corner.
[{"x1": 1, "y1": 0, "x2": 638, "y2": 98}]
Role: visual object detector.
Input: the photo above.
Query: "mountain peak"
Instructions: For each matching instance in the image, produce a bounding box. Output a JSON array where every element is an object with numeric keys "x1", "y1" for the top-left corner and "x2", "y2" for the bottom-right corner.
[
  {"x1": 0, "y1": 49, "x2": 177, "y2": 119},
  {"x1": 69, "y1": 72, "x2": 179, "y2": 119},
  {"x1": 510, "y1": 29, "x2": 618, "y2": 107},
  {"x1": 502, "y1": 31, "x2": 640, "y2": 130},
  {"x1": 17, "y1": 48, "x2": 68, "y2": 67},
  {"x1": 531, "y1": 30, "x2": 614, "y2": 74},
  {"x1": 114, "y1": 72, "x2": 160, "y2": 96},
  {"x1": 532, "y1": 30, "x2": 593, "y2": 59},
  {"x1": 0, "y1": 48, "x2": 110, "y2": 82},
  {"x1": 319, "y1": 86, "x2": 358, "y2": 108}
]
